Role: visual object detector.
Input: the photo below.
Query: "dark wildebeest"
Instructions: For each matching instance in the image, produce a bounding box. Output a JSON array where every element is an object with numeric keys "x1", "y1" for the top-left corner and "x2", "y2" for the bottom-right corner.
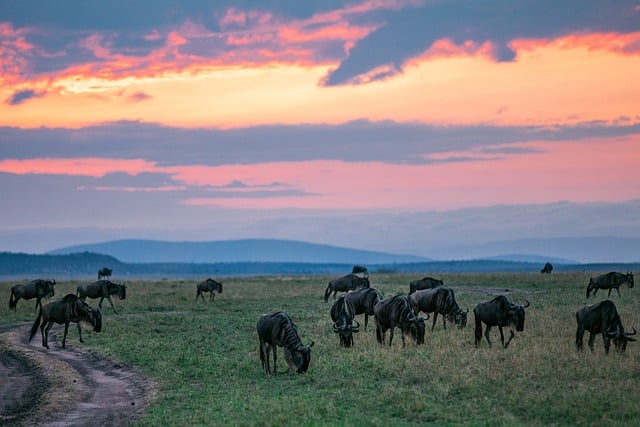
[
  {"x1": 576, "y1": 300, "x2": 637, "y2": 353},
  {"x1": 409, "y1": 276, "x2": 444, "y2": 294},
  {"x1": 76, "y1": 280, "x2": 126, "y2": 314},
  {"x1": 195, "y1": 278, "x2": 223, "y2": 302},
  {"x1": 257, "y1": 311, "x2": 314, "y2": 375},
  {"x1": 344, "y1": 287, "x2": 383, "y2": 331},
  {"x1": 330, "y1": 295, "x2": 360, "y2": 347},
  {"x1": 324, "y1": 274, "x2": 370, "y2": 302},
  {"x1": 373, "y1": 294, "x2": 427, "y2": 347},
  {"x1": 29, "y1": 294, "x2": 102, "y2": 349},
  {"x1": 9, "y1": 279, "x2": 56, "y2": 312},
  {"x1": 474, "y1": 295, "x2": 530, "y2": 348},
  {"x1": 586, "y1": 271, "x2": 634, "y2": 298},
  {"x1": 98, "y1": 267, "x2": 112, "y2": 280},
  {"x1": 409, "y1": 286, "x2": 468, "y2": 331},
  {"x1": 540, "y1": 262, "x2": 553, "y2": 274}
]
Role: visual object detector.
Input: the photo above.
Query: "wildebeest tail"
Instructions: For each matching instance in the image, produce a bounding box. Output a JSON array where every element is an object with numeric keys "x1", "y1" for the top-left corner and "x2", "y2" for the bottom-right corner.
[
  {"x1": 324, "y1": 282, "x2": 333, "y2": 302},
  {"x1": 586, "y1": 279, "x2": 594, "y2": 298},
  {"x1": 9, "y1": 290, "x2": 16, "y2": 310},
  {"x1": 473, "y1": 309, "x2": 482, "y2": 345},
  {"x1": 29, "y1": 307, "x2": 42, "y2": 342}
]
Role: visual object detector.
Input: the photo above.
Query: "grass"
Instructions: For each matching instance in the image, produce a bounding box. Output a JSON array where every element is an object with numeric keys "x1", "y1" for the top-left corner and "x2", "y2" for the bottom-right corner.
[{"x1": 2, "y1": 272, "x2": 640, "y2": 426}]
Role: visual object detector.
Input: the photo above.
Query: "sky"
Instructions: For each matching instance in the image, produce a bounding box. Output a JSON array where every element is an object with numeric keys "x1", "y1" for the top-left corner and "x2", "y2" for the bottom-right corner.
[{"x1": 1, "y1": 0, "x2": 640, "y2": 261}]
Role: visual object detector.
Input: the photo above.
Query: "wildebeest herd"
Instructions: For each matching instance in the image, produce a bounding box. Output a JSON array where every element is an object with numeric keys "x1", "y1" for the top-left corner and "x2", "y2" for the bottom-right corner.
[{"x1": 6, "y1": 266, "x2": 636, "y2": 377}]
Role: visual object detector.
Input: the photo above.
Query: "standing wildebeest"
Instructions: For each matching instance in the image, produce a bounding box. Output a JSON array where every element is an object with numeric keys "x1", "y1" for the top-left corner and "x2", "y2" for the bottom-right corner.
[
  {"x1": 324, "y1": 274, "x2": 370, "y2": 302},
  {"x1": 29, "y1": 294, "x2": 102, "y2": 349},
  {"x1": 257, "y1": 311, "x2": 314, "y2": 375},
  {"x1": 586, "y1": 271, "x2": 634, "y2": 298},
  {"x1": 576, "y1": 300, "x2": 637, "y2": 353},
  {"x1": 344, "y1": 287, "x2": 383, "y2": 331},
  {"x1": 540, "y1": 262, "x2": 553, "y2": 274},
  {"x1": 373, "y1": 295, "x2": 427, "y2": 347},
  {"x1": 474, "y1": 295, "x2": 530, "y2": 348},
  {"x1": 195, "y1": 278, "x2": 223, "y2": 302},
  {"x1": 98, "y1": 267, "x2": 112, "y2": 280},
  {"x1": 330, "y1": 295, "x2": 360, "y2": 347},
  {"x1": 409, "y1": 276, "x2": 444, "y2": 294},
  {"x1": 76, "y1": 280, "x2": 126, "y2": 314},
  {"x1": 9, "y1": 279, "x2": 56, "y2": 311},
  {"x1": 409, "y1": 287, "x2": 468, "y2": 331}
]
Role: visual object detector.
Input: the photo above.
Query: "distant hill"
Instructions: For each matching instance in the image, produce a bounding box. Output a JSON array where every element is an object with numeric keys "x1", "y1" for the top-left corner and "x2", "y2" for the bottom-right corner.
[{"x1": 47, "y1": 238, "x2": 430, "y2": 264}]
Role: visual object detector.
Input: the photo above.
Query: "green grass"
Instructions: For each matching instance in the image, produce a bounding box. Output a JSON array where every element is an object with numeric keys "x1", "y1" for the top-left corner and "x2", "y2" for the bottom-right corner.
[{"x1": 2, "y1": 273, "x2": 640, "y2": 426}]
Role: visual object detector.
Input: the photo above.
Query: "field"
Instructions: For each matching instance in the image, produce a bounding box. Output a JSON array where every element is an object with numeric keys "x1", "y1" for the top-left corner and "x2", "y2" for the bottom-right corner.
[{"x1": 2, "y1": 272, "x2": 640, "y2": 426}]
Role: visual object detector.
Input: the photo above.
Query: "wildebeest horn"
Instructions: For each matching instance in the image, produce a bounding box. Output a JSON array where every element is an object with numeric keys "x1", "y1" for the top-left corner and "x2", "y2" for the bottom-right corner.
[
  {"x1": 332, "y1": 323, "x2": 339, "y2": 333},
  {"x1": 626, "y1": 327, "x2": 637, "y2": 337},
  {"x1": 308, "y1": 341, "x2": 315, "y2": 348},
  {"x1": 352, "y1": 319, "x2": 361, "y2": 332}
]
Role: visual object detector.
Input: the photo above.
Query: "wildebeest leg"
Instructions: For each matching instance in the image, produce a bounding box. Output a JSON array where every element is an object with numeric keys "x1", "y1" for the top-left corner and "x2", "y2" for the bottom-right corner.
[
  {"x1": 484, "y1": 325, "x2": 493, "y2": 347},
  {"x1": 498, "y1": 327, "x2": 506, "y2": 347},
  {"x1": 431, "y1": 313, "x2": 438, "y2": 332},
  {"x1": 615, "y1": 287, "x2": 621, "y2": 297},
  {"x1": 364, "y1": 314, "x2": 369, "y2": 331},
  {"x1": 389, "y1": 327, "x2": 395, "y2": 347},
  {"x1": 576, "y1": 326, "x2": 584, "y2": 351},
  {"x1": 43, "y1": 321, "x2": 54, "y2": 349},
  {"x1": 106, "y1": 295, "x2": 117, "y2": 313},
  {"x1": 504, "y1": 330, "x2": 515, "y2": 349},
  {"x1": 442, "y1": 313, "x2": 447, "y2": 330},
  {"x1": 376, "y1": 324, "x2": 385, "y2": 344},
  {"x1": 98, "y1": 296, "x2": 105, "y2": 309},
  {"x1": 271, "y1": 346, "x2": 277, "y2": 374},
  {"x1": 77, "y1": 322, "x2": 84, "y2": 343},
  {"x1": 210, "y1": 291, "x2": 215, "y2": 302},
  {"x1": 474, "y1": 319, "x2": 483, "y2": 347},
  {"x1": 587, "y1": 332, "x2": 596, "y2": 352},
  {"x1": 602, "y1": 335, "x2": 611, "y2": 354},
  {"x1": 607, "y1": 288, "x2": 612, "y2": 297},
  {"x1": 61, "y1": 322, "x2": 70, "y2": 348}
]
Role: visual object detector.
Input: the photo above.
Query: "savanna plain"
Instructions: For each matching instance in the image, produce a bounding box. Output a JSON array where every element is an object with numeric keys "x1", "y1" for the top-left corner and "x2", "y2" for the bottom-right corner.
[{"x1": 1, "y1": 272, "x2": 639, "y2": 426}]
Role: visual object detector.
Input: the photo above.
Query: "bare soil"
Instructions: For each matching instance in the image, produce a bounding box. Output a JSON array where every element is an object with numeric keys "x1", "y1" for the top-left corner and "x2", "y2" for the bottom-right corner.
[{"x1": 0, "y1": 323, "x2": 156, "y2": 426}]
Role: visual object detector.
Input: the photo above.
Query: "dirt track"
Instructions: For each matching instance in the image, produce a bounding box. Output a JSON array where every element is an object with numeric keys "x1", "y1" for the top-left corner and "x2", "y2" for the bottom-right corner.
[{"x1": 0, "y1": 323, "x2": 156, "y2": 426}]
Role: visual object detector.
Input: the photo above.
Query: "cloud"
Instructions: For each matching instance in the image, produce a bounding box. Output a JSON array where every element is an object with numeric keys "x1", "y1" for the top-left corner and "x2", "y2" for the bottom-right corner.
[{"x1": 6, "y1": 90, "x2": 43, "y2": 105}]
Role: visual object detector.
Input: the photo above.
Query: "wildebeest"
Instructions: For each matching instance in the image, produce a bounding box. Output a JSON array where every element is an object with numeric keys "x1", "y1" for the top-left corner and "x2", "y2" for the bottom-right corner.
[
  {"x1": 575, "y1": 300, "x2": 637, "y2": 353},
  {"x1": 540, "y1": 262, "x2": 553, "y2": 274},
  {"x1": 8, "y1": 279, "x2": 56, "y2": 311},
  {"x1": 195, "y1": 278, "x2": 223, "y2": 302},
  {"x1": 76, "y1": 280, "x2": 126, "y2": 314},
  {"x1": 324, "y1": 274, "x2": 370, "y2": 302},
  {"x1": 29, "y1": 294, "x2": 102, "y2": 349},
  {"x1": 373, "y1": 294, "x2": 427, "y2": 347},
  {"x1": 409, "y1": 286, "x2": 468, "y2": 331},
  {"x1": 409, "y1": 276, "x2": 444, "y2": 294},
  {"x1": 330, "y1": 295, "x2": 360, "y2": 347},
  {"x1": 98, "y1": 267, "x2": 112, "y2": 280},
  {"x1": 257, "y1": 311, "x2": 314, "y2": 375},
  {"x1": 344, "y1": 287, "x2": 383, "y2": 331},
  {"x1": 474, "y1": 296, "x2": 530, "y2": 348},
  {"x1": 586, "y1": 271, "x2": 634, "y2": 298}
]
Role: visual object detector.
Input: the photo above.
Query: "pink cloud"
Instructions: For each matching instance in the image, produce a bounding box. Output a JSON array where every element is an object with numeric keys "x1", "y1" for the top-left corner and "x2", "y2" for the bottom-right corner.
[{"x1": 0, "y1": 158, "x2": 158, "y2": 177}]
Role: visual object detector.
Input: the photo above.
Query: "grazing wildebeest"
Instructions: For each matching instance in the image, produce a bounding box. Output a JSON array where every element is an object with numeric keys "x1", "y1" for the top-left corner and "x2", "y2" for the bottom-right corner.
[
  {"x1": 257, "y1": 311, "x2": 314, "y2": 375},
  {"x1": 29, "y1": 294, "x2": 102, "y2": 349},
  {"x1": 373, "y1": 295, "x2": 427, "y2": 347},
  {"x1": 576, "y1": 300, "x2": 637, "y2": 353},
  {"x1": 344, "y1": 287, "x2": 383, "y2": 331},
  {"x1": 409, "y1": 276, "x2": 444, "y2": 294},
  {"x1": 330, "y1": 295, "x2": 360, "y2": 347},
  {"x1": 9, "y1": 279, "x2": 56, "y2": 311},
  {"x1": 586, "y1": 271, "x2": 634, "y2": 298},
  {"x1": 540, "y1": 262, "x2": 553, "y2": 274},
  {"x1": 76, "y1": 280, "x2": 126, "y2": 314},
  {"x1": 98, "y1": 267, "x2": 112, "y2": 280},
  {"x1": 409, "y1": 286, "x2": 468, "y2": 331},
  {"x1": 474, "y1": 295, "x2": 530, "y2": 348},
  {"x1": 324, "y1": 274, "x2": 370, "y2": 302},
  {"x1": 195, "y1": 278, "x2": 223, "y2": 302}
]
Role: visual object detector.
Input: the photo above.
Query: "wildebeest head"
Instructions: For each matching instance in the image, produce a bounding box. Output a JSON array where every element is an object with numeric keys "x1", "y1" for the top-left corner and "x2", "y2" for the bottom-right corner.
[
  {"x1": 333, "y1": 319, "x2": 360, "y2": 347},
  {"x1": 404, "y1": 312, "x2": 426, "y2": 345},
  {"x1": 78, "y1": 302, "x2": 102, "y2": 333},
  {"x1": 606, "y1": 327, "x2": 637, "y2": 352},
  {"x1": 284, "y1": 342, "x2": 314, "y2": 373},
  {"x1": 627, "y1": 271, "x2": 634, "y2": 288},
  {"x1": 117, "y1": 283, "x2": 127, "y2": 300},
  {"x1": 448, "y1": 308, "x2": 469, "y2": 329},
  {"x1": 508, "y1": 300, "x2": 530, "y2": 332}
]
